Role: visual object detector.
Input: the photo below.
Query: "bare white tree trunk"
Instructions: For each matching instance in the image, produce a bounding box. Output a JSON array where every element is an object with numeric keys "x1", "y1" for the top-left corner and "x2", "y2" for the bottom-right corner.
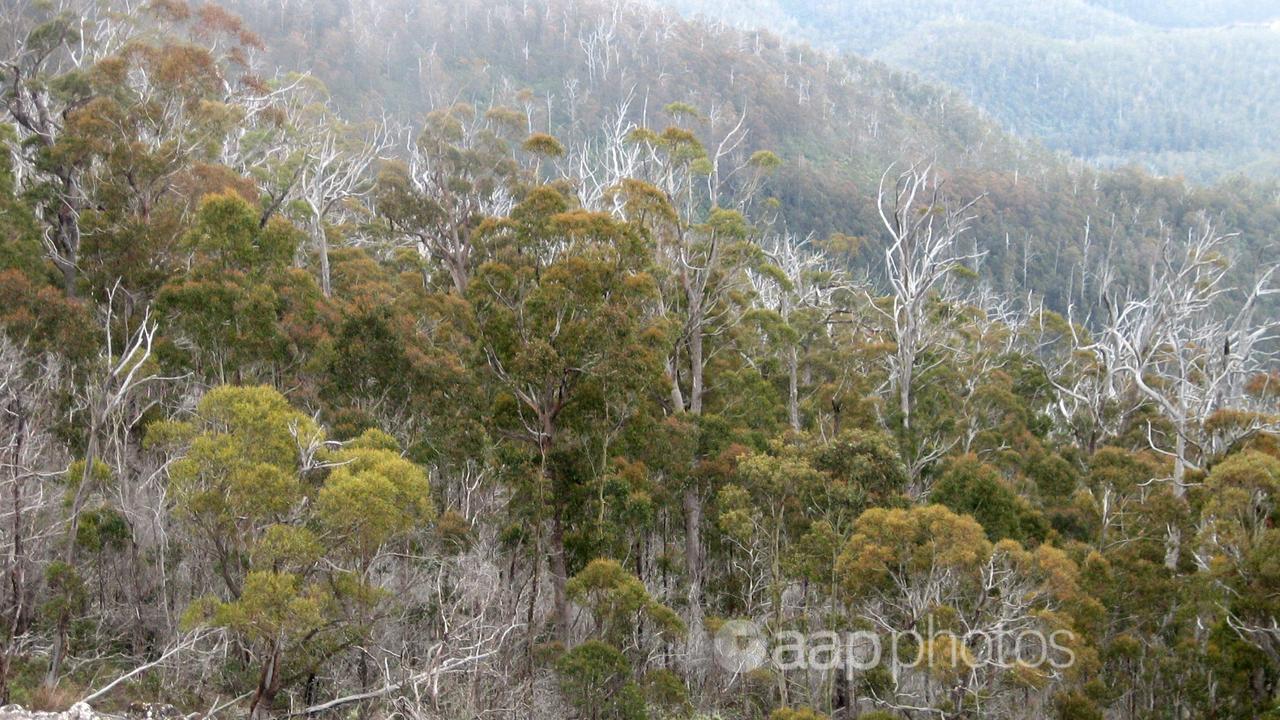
[
  {"x1": 872, "y1": 163, "x2": 982, "y2": 474},
  {"x1": 1099, "y1": 222, "x2": 1280, "y2": 569}
]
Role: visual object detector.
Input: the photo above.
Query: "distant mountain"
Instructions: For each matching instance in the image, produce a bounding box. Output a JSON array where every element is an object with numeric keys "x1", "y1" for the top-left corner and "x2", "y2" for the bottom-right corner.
[
  {"x1": 678, "y1": 0, "x2": 1147, "y2": 51},
  {"x1": 651, "y1": 0, "x2": 1280, "y2": 181},
  {"x1": 876, "y1": 20, "x2": 1280, "y2": 178},
  {"x1": 1085, "y1": 0, "x2": 1280, "y2": 28}
]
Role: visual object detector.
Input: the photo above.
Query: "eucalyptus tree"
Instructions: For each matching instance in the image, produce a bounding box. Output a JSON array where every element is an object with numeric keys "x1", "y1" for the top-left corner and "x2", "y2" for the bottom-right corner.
[
  {"x1": 747, "y1": 233, "x2": 855, "y2": 432},
  {"x1": 0, "y1": 337, "x2": 68, "y2": 701},
  {"x1": 837, "y1": 504, "x2": 1094, "y2": 717},
  {"x1": 1196, "y1": 450, "x2": 1280, "y2": 712},
  {"x1": 467, "y1": 185, "x2": 662, "y2": 644},
  {"x1": 294, "y1": 116, "x2": 386, "y2": 298},
  {"x1": 46, "y1": 286, "x2": 166, "y2": 687},
  {"x1": 872, "y1": 162, "x2": 983, "y2": 437},
  {"x1": 375, "y1": 103, "x2": 524, "y2": 295},
  {"x1": 1, "y1": 1, "x2": 269, "y2": 295},
  {"x1": 1096, "y1": 223, "x2": 1280, "y2": 568},
  {"x1": 0, "y1": 2, "x2": 129, "y2": 293},
  {"x1": 1103, "y1": 224, "x2": 1280, "y2": 496}
]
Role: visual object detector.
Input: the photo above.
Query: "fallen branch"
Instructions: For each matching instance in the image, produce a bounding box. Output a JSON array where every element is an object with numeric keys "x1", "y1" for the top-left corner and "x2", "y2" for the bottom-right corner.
[{"x1": 81, "y1": 631, "x2": 211, "y2": 705}]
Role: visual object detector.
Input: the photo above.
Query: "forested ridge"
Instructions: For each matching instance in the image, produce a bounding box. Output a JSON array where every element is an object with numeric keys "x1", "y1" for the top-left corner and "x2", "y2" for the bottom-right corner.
[
  {"x1": 1, "y1": 1, "x2": 1280, "y2": 720},
  {"x1": 215, "y1": 0, "x2": 1280, "y2": 314},
  {"x1": 655, "y1": 0, "x2": 1280, "y2": 181}
]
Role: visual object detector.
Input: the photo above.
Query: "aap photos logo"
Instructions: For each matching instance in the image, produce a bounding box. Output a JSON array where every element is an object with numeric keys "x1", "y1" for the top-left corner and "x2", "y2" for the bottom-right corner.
[
  {"x1": 711, "y1": 619, "x2": 1076, "y2": 674},
  {"x1": 712, "y1": 619, "x2": 768, "y2": 673}
]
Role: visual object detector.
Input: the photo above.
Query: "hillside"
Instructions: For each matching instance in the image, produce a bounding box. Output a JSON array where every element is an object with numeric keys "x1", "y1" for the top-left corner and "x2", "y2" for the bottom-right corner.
[
  {"x1": 652, "y1": 0, "x2": 1280, "y2": 181},
  {"x1": 1088, "y1": 0, "x2": 1280, "y2": 27},
  {"x1": 678, "y1": 0, "x2": 1147, "y2": 51},
  {"x1": 224, "y1": 0, "x2": 1049, "y2": 186},
  {"x1": 876, "y1": 19, "x2": 1280, "y2": 177},
  {"x1": 224, "y1": 0, "x2": 1280, "y2": 313}
]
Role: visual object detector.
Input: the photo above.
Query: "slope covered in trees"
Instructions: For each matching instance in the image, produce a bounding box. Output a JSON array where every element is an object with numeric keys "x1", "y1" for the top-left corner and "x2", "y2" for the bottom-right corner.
[
  {"x1": 222, "y1": 0, "x2": 1048, "y2": 219},
  {"x1": 1, "y1": 2, "x2": 1280, "y2": 720},
  {"x1": 659, "y1": 0, "x2": 1147, "y2": 51},
  {"x1": 219, "y1": 0, "x2": 1280, "y2": 314},
  {"x1": 655, "y1": 0, "x2": 1280, "y2": 181},
  {"x1": 1088, "y1": 0, "x2": 1280, "y2": 27},
  {"x1": 876, "y1": 20, "x2": 1280, "y2": 178}
]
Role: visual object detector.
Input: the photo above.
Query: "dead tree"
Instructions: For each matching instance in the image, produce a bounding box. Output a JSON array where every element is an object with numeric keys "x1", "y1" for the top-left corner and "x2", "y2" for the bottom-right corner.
[
  {"x1": 1102, "y1": 223, "x2": 1279, "y2": 567},
  {"x1": 873, "y1": 162, "x2": 983, "y2": 435}
]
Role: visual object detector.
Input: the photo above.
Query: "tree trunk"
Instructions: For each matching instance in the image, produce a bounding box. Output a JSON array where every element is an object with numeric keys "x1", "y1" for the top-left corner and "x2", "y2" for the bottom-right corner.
[
  {"x1": 1163, "y1": 525, "x2": 1182, "y2": 571},
  {"x1": 667, "y1": 357, "x2": 685, "y2": 412},
  {"x1": 1165, "y1": 430, "x2": 1187, "y2": 570},
  {"x1": 898, "y1": 351, "x2": 913, "y2": 432},
  {"x1": 52, "y1": 169, "x2": 82, "y2": 295},
  {"x1": 787, "y1": 345, "x2": 800, "y2": 432},
  {"x1": 550, "y1": 506, "x2": 571, "y2": 645},
  {"x1": 1172, "y1": 432, "x2": 1187, "y2": 499},
  {"x1": 682, "y1": 303, "x2": 708, "y2": 673},
  {"x1": 249, "y1": 642, "x2": 283, "y2": 720},
  {"x1": 537, "y1": 418, "x2": 572, "y2": 646},
  {"x1": 682, "y1": 487, "x2": 704, "y2": 673},
  {"x1": 315, "y1": 222, "x2": 332, "y2": 298},
  {"x1": 689, "y1": 330, "x2": 704, "y2": 415},
  {"x1": 55, "y1": 190, "x2": 80, "y2": 296},
  {"x1": 46, "y1": 616, "x2": 68, "y2": 689},
  {"x1": 447, "y1": 259, "x2": 469, "y2": 296}
]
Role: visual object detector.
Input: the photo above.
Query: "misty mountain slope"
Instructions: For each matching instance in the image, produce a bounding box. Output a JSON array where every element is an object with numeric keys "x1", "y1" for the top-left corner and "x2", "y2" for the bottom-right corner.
[
  {"x1": 656, "y1": 0, "x2": 1145, "y2": 51},
  {"x1": 225, "y1": 0, "x2": 1055, "y2": 230},
  {"x1": 231, "y1": 0, "x2": 1035, "y2": 164},
  {"x1": 875, "y1": 20, "x2": 1280, "y2": 177},
  {"x1": 223, "y1": 0, "x2": 1280, "y2": 314},
  {"x1": 1086, "y1": 0, "x2": 1280, "y2": 27},
  {"x1": 650, "y1": 0, "x2": 1280, "y2": 180}
]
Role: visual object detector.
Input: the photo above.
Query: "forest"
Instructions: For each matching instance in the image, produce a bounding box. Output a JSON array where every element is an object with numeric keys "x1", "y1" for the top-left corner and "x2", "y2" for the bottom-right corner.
[
  {"x1": 656, "y1": 0, "x2": 1280, "y2": 181},
  {"x1": 0, "y1": 1, "x2": 1279, "y2": 719}
]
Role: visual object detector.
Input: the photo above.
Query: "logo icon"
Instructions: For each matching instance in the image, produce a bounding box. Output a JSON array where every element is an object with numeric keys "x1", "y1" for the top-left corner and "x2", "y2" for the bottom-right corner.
[{"x1": 713, "y1": 619, "x2": 766, "y2": 672}]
